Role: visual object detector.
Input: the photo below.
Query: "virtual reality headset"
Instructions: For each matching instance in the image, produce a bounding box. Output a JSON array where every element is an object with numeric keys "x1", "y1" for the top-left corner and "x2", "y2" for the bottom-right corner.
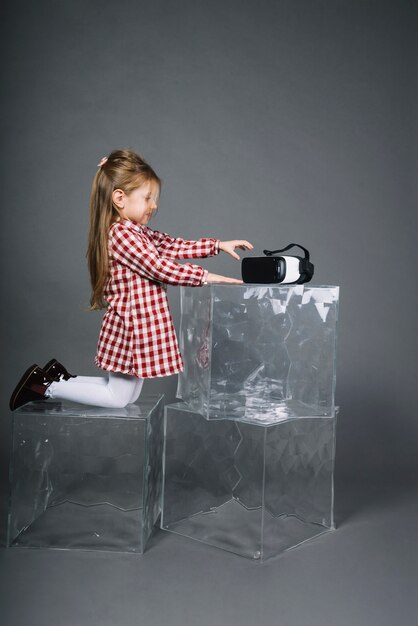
[{"x1": 241, "y1": 243, "x2": 314, "y2": 285}]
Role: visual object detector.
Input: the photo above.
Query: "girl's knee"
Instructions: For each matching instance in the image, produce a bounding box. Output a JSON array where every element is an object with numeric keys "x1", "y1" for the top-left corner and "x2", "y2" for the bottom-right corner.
[{"x1": 107, "y1": 373, "x2": 140, "y2": 408}]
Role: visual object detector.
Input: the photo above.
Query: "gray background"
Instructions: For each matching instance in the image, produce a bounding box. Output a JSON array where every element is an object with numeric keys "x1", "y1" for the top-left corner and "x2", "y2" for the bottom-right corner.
[{"x1": 0, "y1": 1, "x2": 417, "y2": 625}]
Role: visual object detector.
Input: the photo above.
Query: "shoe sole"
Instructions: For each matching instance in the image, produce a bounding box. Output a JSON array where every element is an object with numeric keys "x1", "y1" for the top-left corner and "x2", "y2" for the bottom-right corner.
[{"x1": 9, "y1": 364, "x2": 39, "y2": 411}]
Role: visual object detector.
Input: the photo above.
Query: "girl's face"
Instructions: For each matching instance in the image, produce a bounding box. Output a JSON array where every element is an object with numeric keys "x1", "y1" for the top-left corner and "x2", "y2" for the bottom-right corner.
[{"x1": 116, "y1": 181, "x2": 159, "y2": 225}]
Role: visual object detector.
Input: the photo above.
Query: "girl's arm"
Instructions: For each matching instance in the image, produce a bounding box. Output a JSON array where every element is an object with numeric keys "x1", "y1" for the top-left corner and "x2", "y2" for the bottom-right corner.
[
  {"x1": 143, "y1": 227, "x2": 219, "y2": 259},
  {"x1": 110, "y1": 226, "x2": 208, "y2": 286},
  {"x1": 110, "y1": 225, "x2": 245, "y2": 286}
]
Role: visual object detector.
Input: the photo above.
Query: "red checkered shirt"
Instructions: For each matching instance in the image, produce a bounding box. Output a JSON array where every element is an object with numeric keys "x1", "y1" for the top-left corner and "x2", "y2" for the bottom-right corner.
[{"x1": 95, "y1": 218, "x2": 219, "y2": 378}]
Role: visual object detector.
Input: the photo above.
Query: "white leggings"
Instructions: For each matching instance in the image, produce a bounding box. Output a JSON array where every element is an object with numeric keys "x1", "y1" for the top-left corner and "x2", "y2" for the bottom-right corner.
[{"x1": 45, "y1": 372, "x2": 143, "y2": 408}]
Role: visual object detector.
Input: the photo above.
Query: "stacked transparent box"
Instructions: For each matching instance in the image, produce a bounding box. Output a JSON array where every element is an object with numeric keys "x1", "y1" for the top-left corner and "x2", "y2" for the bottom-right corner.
[
  {"x1": 161, "y1": 285, "x2": 339, "y2": 560},
  {"x1": 7, "y1": 395, "x2": 164, "y2": 553}
]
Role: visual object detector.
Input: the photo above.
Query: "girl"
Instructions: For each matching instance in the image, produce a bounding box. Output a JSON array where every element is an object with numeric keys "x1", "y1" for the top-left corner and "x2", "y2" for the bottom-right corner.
[{"x1": 10, "y1": 149, "x2": 253, "y2": 410}]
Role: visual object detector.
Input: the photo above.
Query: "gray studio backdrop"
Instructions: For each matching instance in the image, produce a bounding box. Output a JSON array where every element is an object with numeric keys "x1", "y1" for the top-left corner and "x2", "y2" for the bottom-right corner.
[{"x1": 0, "y1": 0, "x2": 417, "y2": 544}]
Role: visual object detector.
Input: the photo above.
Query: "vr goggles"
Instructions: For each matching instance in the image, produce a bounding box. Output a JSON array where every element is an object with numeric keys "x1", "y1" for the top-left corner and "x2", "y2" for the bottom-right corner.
[{"x1": 241, "y1": 243, "x2": 314, "y2": 285}]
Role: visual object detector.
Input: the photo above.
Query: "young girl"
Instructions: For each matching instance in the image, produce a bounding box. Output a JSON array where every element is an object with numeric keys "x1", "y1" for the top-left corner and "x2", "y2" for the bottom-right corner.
[{"x1": 10, "y1": 149, "x2": 253, "y2": 410}]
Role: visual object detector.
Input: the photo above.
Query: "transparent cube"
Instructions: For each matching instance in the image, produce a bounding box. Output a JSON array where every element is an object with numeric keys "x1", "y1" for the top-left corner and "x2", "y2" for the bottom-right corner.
[
  {"x1": 161, "y1": 403, "x2": 337, "y2": 561},
  {"x1": 7, "y1": 395, "x2": 164, "y2": 553},
  {"x1": 177, "y1": 284, "x2": 339, "y2": 423}
]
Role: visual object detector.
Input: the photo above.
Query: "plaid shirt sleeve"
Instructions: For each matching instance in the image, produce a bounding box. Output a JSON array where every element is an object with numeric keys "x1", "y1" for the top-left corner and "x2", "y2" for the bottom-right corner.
[
  {"x1": 109, "y1": 224, "x2": 208, "y2": 286},
  {"x1": 143, "y1": 226, "x2": 220, "y2": 259}
]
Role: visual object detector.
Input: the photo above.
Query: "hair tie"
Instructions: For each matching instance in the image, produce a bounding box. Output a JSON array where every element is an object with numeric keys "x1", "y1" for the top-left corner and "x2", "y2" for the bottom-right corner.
[{"x1": 97, "y1": 156, "x2": 108, "y2": 167}]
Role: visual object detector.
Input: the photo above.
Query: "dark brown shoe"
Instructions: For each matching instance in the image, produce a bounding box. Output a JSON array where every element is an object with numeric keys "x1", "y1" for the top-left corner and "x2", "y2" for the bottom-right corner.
[
  {"x1": 9, "y1": 364, "x2": 55, "y2": 411},
  {"x1": 43, "y1": 359, "x2": 77, "y2": 381}
]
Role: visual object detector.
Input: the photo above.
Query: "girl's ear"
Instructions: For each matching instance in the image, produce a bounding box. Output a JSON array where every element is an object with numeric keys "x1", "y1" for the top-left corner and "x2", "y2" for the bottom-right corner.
[{"x1": 112, "y1": 189, "x2": 125, "y2": 209}]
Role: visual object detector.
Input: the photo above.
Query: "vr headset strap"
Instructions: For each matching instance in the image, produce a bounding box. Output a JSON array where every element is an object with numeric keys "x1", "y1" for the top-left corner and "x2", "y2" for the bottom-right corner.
[{"x1": 263, "y1": 243, "x2": 310, "y2": 261}]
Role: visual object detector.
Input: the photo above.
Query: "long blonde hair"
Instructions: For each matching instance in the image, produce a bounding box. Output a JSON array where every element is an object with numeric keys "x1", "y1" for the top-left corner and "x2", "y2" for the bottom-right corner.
[{"x1": 87, "y1": 149, "x2": 161, "y2": 310}]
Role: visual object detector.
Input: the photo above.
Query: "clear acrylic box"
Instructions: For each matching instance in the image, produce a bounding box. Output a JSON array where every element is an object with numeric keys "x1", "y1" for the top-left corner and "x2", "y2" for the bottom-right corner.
[
  {"x1": 177, "y1": 284, "x2": 339, "y2": 424},
  {"x1": 161, "y1": 403, "x2": 337, "y2": 561},
  {"x1": 7, "y1": 395, "x2": 164, "y2": 553}
]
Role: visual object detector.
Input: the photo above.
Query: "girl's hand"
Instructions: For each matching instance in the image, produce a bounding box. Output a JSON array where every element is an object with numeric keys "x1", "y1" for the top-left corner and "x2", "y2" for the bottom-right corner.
[
  {"x1": 219, "y1": 240, "x2": 254, "y2": 261},
  {"x1": 206, "y1": 272, "x2": 243, "y2": 284}
]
